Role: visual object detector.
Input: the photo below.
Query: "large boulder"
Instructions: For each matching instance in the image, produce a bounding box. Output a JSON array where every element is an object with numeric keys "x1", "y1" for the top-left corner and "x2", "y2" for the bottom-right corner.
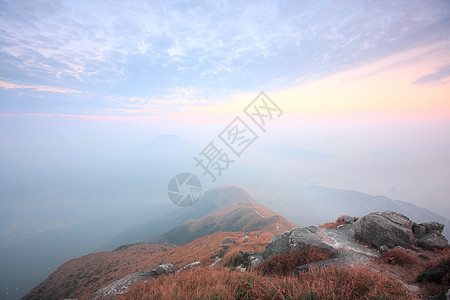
[
  {"x1": 263, "y1": 226, "x2": 333, "y2": 260},
  {"x1": 292, "y1": 249, "x2": 370, "y2": 275},
  {"x1": 417, "y1": 259, "x2": 448, "y2": 284},
  {"x1": 177, "y1": 261, "x2": 201, "y2": 273},
  {"x1": 94, "y1": 262, "x2": 180, "y2": 299},
  {"x1": 155, "y1": 263, "x2": 179, "y2": 276},
  {"x1": 354, "y1": 211, "x2": 415, "y2": 248},
  {"x1": 417, "y1": 231, "x2": 448, "y2": 250},
  {"x1": 94, "y1": 270, "x2": 157, "y2": 299},
  {"x1": 240, "y1": 251, "x2": 264, "y2": 268},
  {"x1": 414, "y1": 221, "x2": 448, "y2": 249}
]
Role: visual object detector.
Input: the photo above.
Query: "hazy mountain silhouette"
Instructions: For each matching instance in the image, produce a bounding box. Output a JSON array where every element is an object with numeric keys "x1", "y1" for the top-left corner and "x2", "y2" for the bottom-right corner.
[
  {"x1": 251, "y1": 185, "x2": 450, "y2": 239},
  {"x1": 102, "y1": 185, "x2": 286, "y2": 249}
]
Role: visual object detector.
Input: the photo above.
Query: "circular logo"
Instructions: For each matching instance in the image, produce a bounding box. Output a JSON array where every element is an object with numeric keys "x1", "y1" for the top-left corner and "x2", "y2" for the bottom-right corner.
[{"x1": 167, "y1": 173, "x2": 202, "y2": 207}]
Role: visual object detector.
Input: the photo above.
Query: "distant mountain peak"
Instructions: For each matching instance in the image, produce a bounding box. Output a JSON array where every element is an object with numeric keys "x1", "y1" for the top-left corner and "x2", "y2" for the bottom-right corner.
[{"x1": 199, "y1": 185, "x2": 254, "y2": 208}]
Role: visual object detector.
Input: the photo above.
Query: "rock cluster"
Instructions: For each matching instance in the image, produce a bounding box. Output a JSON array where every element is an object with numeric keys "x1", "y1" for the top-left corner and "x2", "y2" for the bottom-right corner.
[
  {"x1": 353, "y1": 211, "x2": 448, "y2": 250},
  {"x1": 93, "y1": 261, "x2": 200, "y2": 299},
  {"x1": 238, "y1": 216, "x2": 379, "y2": 273},
  {"x1": 93, "y1": 211, "x2": 448, "y2": 299},
  {"x1": 222, "y1": 238, "x2": 237, "y2": 244},
  {"x1": 242, "y1": 211, "x2": 448, "y2": 278},
  {"x1": 93, "y1": 270, "x2": 158, "y2": 299}
]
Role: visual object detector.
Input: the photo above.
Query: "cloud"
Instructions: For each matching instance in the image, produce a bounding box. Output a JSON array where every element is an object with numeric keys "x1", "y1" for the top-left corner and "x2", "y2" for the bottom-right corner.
[
  {"x1": 0, "y1": 80, "x2": 81, "y2": 94},
  {"x1": 185, "y1": 42, "x2": 450, "y2": 124},
  {"x1": 414, "y1": 64, "x2": 450, "y2": 85},
  {"x1": 0, "y1": 112, "x2": 164, "y2": 122},
  {"x1": 1, "y1": 0, "x2": 449, "y2": 97}
]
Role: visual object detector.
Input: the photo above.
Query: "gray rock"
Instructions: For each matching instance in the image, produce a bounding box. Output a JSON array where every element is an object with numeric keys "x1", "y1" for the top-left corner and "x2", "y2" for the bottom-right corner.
[
  {"x1": 413, "y1": 224, "x2": 427, "y2": 239},
  {"x1": 417, "y1": 260, "x2": 448, "y2": 283},
  {"x1": 292, "y1": 249, "x2": 370, "y2": 275},
  {"x1": 155, "y1": 263, "x2": 179, "y2": 276},
  {"x1": 419, "y1": 253, "x2": 430, "y2": 260},
  {"x1": 428, "y1": 286, "x2": 450, "y2": 300},
  {"x1": 262, "y1": 231, "x2": 291, "y2": 259},
  {"x1": 354, "y1": 211, "x2": 415, "y2": 248},
  {"x1": 401, "y1": 283, "x2": 420, "y2": 293},
  {"x1": 239, "y1": 251, "x2": 264, "y2": 268},
  {"x1": 248, "y1": 254, "x2": 264, "y2": 267},
  {"x1": 178, "y1": 261, "x2": 201, "y2": 273},
  {"x1": 380, "y1": 245, "x2": 389, "y2": 254},
  {"x1": 417, "y1": 231, "x2": 448, "y2": 249},
  {"x1": 422, "y1": 222, "x2": 445, "y2": 234},
  {"x1": 411, "y1": 246, "x2": 421, "y2": 252},
  {"x1": 218, "y1": 245, "x2": 230, "y2": 258},
  {"x1": 263, "y1": 227, "x2": 333, "y2": 260},
  {"x1": 222, "y1": 238, "x2": 236, "y2": 244},
  {"x1": 342, "y1": 216, "x2": 356, "y2": 224},
  {"x1": 94, "y1": 270, "x2": 157, "y2": 299},
  {"x1": 413, "y1": 222, "x2": 445, "y2": 240}
]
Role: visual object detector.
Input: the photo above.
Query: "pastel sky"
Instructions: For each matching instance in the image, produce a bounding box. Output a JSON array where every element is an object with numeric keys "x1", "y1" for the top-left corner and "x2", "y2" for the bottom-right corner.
[
  {"x1": 1, "y1": 0, "x2": 449, "y2": 121},
  {"x1": 1, "y1": 0, "x2": 450, "y2": 216}
]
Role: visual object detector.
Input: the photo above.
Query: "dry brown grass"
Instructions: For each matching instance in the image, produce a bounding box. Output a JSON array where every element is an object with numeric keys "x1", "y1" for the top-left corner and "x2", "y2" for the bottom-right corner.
[
  {"x1": 256, "y1": 246, "x2": 330, "y2": 275},
  {"x1": 24, "y1": 231, "x2": 274, "y2": 300},
  {"x1": 320, "y1": 215, "x2": 359, "y2": 229},
  {"x1": 379, "y1": 247, "x2": 419, "y2": 266},
  {"x1": 368, "y1": 245, "x2": 450, "y2": 299},
  {"x1": 119, "y1": 265, "x2": 412, "y2": 300}
]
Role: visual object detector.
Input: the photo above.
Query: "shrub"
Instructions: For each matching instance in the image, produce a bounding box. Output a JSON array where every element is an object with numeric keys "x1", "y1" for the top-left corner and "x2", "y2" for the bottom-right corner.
[
  {"x1": 380, "y1": 248, "x2": 418, "y2": 266},
  {"x1": 256, "y1": 246, "x2": 330, "y2": 276},
  {"x1": 320, "y1": 215, "x2": 359, "y2": 229},
  {"x1": 222, "y1": 252, "x2": 247, "y2": 268}
]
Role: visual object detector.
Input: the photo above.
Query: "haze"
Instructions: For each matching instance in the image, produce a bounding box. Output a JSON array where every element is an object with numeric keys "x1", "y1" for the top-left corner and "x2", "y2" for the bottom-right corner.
[{"x1": 1, "y1": 0, "x2": 450, "y2": 298}]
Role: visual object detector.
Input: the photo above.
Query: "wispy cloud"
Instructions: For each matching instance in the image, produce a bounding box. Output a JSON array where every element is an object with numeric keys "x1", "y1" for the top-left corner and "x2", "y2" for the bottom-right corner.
[
  {"x1": 414, "y1": 64, "x2": 450, "y2": 85},
  {"x1": 1, "y1": 0, "x2": 449, "y2": 97},
  {"x1": 0, "y1": 80, "x2": 81, "y2": 94},
  {"x1": 0, "y1": 0, "x2": 449, "y2": 121},
  {"x1": 0, "y1": 112, "x2": 164, "y2": 122}
]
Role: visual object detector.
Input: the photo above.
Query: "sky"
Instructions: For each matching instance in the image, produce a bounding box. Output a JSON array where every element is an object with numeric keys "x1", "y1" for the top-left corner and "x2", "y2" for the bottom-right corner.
[{"x1": 1, "y1": 0, "x2": 450, "y2": 218}]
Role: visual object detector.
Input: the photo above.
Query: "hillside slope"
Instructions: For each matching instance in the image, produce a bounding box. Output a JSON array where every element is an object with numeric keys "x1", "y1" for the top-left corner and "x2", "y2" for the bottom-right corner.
[
  {"x1": 155, "y1": 202, "x2": 296, "y2": 244},
  {"x1": 23, "y1": 231, "x2": 273, "y2": 300}
]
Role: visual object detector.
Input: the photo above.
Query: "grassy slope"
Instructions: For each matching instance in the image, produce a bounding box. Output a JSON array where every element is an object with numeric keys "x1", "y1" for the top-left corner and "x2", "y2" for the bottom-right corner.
[{"x1": 24, "y1": 231, "x2": 273, "y2": 299}]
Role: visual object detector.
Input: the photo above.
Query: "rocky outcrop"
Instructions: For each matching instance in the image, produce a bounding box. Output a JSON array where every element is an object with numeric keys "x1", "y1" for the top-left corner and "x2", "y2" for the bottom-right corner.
[
  {"x1": 260, "y1": 211, "x2": 448, "y2": 279},
  {"x1": 417, "y1": 259, "x2": 449, "y2": 284},
  {"x1": 218, "y1": 245, "x2": 230, "y2": 258},
  {"x1": 262, "y1": 220, "x2": 378, "y2": 261},
  {"x1": 342, "y1": 216, "x2": 357, "y2": 224},
  {"x1": 155, "y1": 263, "x2": 179, "y2": 276},
  {"x1": 263, "y1": 226, "x2": 334, "y2": 260},
  {"x1": 414, "y1": 222, "x2": 448, "y2": 250},
  {"x1": 292, "y1": 249, "x2": 370, "y2": 275},
  {"x1": 222, "y1": 238, "x2": 236, "y2": 244},
  {"x1": 177, "y1": 261, "x2": 201, "y2": 273},
  {"x1": 258, "y1": 218, "x2": 378, "y2": 275},
  {"x1": 354, "y1": 211, "x2": 415, "y2": 248},
  {"x1": 240, "y1": 251, "x2": 264, "y2": 268},
  {"x1": 417, "y1": 231, "x2": 448, "y2": 249},
  {"x1": 354, "y1": 211, "x2": 448, "y2": 250},
  {"x1": 93, "y1": 270, "x2": 158, "y2": 299},
  {"x1": 93, "y1": 262, "x2": 191, "y2": 299}
]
